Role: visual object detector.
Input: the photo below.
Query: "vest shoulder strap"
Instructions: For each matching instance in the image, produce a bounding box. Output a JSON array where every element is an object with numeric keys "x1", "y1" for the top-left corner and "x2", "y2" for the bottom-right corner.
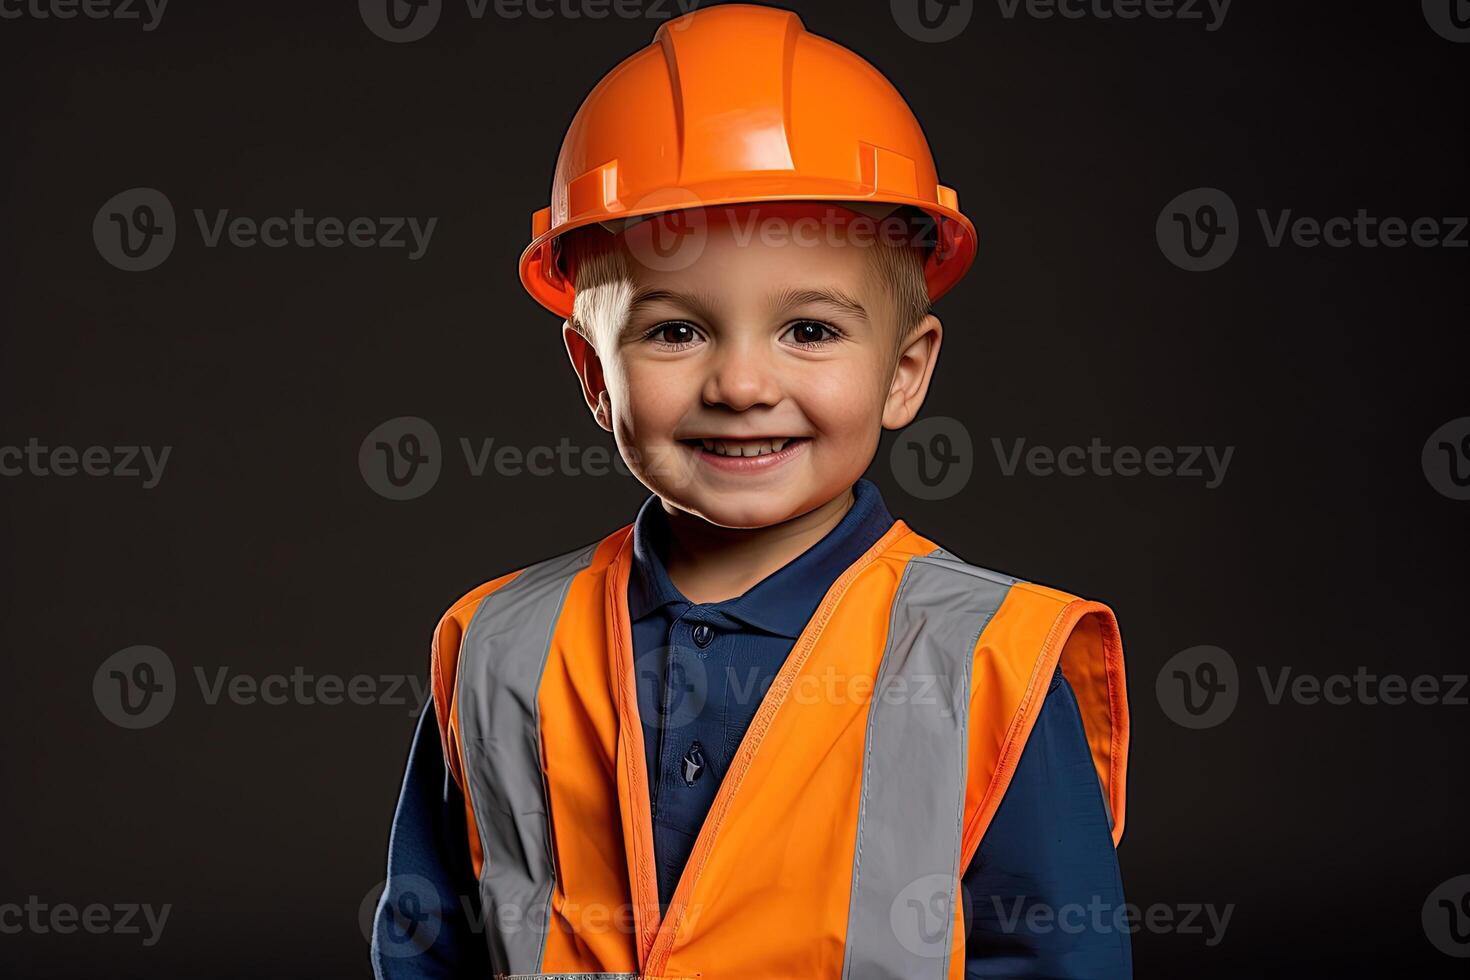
[
  {"x1": 428, "y1": 528, "x2": 630, "y2": 795},
  {"x1": 897, "y1": 544, "x2": 1128, "y2": 855}
]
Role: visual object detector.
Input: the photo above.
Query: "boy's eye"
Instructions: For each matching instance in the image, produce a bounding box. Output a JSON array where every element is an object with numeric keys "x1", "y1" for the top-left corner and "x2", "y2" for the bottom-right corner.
[
  {"x1": 645, "y1": 320, "x2": 701, "y2": 346},
  {"x1": 785, "y1": 320, "x2": 841, "y2": 346}
]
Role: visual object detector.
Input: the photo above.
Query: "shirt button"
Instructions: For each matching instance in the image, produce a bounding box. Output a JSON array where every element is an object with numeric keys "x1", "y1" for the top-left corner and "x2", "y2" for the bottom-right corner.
[
  {"x1": 682, "y1": 741, "x2": 706, "y2": 785},
  {"x1": 692, "y1": 624, "x2": 714, "y2": 648}
]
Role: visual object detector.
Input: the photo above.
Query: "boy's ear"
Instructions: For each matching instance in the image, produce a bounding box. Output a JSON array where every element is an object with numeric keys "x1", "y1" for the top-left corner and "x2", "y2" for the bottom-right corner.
[
  {"x1": 563, "y1": 319, "x2": 613, "y2": 432},
  {"x1": 882, "y1": 313, "x2": 943, "y2": 431}
]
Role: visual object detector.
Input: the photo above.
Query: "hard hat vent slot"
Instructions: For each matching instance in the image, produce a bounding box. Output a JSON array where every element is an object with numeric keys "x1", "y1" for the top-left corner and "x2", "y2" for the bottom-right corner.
[{"x1": 568, "y1": 160, "x2": 621, "y2": 220}]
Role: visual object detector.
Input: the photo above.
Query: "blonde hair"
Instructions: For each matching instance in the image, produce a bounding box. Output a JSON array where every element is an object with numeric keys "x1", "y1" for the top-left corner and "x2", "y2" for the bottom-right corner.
[{"x1": 558, "y1": 204, "x2": 934, "y2": 362}]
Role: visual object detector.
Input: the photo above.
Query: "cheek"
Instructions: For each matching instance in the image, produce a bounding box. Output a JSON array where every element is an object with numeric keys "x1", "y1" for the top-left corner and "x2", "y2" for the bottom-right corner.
[
  {"x1": 611, "y1": 358, "x2": 689, "y2": 439},
  {"x1": 797, "y1": 359, "x2": 889, "y2": 434}
]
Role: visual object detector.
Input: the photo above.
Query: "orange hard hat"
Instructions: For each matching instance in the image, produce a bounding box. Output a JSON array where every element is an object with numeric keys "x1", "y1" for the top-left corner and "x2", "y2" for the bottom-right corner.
[{"x1": 518, "y1": 2, "x2": 977, "y2": 319}]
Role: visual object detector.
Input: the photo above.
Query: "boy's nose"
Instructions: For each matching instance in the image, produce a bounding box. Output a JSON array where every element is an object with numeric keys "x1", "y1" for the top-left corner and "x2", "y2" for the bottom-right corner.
[{"x1": 700, "y1": 345, "x2": 783, "y2": 411}]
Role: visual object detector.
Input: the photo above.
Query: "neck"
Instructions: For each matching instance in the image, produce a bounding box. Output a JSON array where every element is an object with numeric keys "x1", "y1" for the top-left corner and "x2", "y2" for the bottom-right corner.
[{"x1": 659, "y1": 488, "x2": 857, "y2": 605}]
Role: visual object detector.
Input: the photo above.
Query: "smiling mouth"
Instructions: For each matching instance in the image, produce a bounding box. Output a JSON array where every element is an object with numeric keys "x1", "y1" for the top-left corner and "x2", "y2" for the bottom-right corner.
[{"x1": 683, "y1": 437, "x2": 807, "y2": 458}]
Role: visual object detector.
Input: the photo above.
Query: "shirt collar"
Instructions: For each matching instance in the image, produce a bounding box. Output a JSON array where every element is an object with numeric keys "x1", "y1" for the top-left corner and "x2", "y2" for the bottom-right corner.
[{"x1": 627, "y1": 478, "x2": 896, "y2": 638}]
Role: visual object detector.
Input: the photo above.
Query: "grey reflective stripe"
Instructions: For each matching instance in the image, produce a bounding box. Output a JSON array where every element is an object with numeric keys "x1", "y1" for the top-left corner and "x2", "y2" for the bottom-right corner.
[
  {"x1": 459, "y1": 542, "x2": 600, "y2": 977},
  {"x1": 840, "y1": 548, "x2": 1016, "y2": 980}
]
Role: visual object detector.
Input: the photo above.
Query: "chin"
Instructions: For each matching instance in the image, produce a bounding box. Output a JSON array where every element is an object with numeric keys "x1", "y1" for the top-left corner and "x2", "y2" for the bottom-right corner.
[
  {"x1": 690, "y1": 502, "x2": 794, "y2": 530},
  {"x1": 672, "y1": 482, "x2": 822, "y2": 530}
]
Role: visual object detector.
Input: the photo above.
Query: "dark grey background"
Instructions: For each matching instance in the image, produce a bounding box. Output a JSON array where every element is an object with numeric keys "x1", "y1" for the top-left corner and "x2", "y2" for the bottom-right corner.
[{"x1": 1, "y1": 0, "x2": 1467, "y2": 976}]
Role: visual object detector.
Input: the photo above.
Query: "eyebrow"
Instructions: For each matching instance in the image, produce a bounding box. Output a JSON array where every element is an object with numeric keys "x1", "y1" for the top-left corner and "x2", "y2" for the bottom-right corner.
[
  {"x1": 626, "y1": 286, "x2": 723, "y2": 322},
  {"x1": 766, "y1": 286, "x2": 870, "y2": 323},
  {"x1": 617, "y1": 286, "x2": 723, "y2": 343}
]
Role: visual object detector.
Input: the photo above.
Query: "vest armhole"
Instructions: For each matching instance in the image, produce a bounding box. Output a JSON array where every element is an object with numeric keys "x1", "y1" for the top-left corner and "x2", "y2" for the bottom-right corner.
[
  {"x1": 1055, "y1": 601, "x2": 1129, "y2": 847},
  {"x1": 959, "y1": 591, "x2": 1130, "y2": 866}
]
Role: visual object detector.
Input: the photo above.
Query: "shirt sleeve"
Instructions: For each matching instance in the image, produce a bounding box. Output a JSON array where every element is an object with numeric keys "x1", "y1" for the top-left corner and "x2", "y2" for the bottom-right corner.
[
  {"x1": 371, "y1": 697, "x2": 492, "y2": 979},
  {"x1": 960, "y1": 666, "x2": 1132, "y2": 979}
]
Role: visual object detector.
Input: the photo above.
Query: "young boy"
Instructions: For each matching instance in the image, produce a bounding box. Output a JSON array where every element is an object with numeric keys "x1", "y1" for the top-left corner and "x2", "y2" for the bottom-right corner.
[{"x1": 374, "y1": 5, "x2": 1130, "y2": 979}]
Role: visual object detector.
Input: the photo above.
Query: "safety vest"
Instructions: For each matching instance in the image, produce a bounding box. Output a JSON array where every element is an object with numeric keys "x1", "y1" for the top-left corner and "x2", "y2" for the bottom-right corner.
[{"x1": 431, "y1": 518, "x2": 1129, "y2": 980}]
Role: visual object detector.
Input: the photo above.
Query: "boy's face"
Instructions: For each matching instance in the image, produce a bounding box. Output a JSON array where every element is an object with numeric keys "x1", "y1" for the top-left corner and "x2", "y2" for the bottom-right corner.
[{"x1": 564, "y1": 203, "x2": 942, "y2": 530}]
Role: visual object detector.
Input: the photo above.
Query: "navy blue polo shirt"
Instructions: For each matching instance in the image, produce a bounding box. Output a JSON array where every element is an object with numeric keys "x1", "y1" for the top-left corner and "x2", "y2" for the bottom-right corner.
[{"x1": 373, "y1": 478, "x2": 1131, "y2": 978}]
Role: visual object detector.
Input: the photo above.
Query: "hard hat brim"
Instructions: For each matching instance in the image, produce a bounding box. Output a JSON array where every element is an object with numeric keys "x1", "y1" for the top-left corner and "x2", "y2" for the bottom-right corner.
[{"x1": 519, "y1": 186, "x2": 977, "y2": 321}]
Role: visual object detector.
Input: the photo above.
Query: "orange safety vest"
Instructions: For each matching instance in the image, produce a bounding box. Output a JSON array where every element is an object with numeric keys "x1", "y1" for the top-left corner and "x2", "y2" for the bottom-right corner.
[{"x1": 431, "y1": 518, "x2": 1128, "y2": 980}]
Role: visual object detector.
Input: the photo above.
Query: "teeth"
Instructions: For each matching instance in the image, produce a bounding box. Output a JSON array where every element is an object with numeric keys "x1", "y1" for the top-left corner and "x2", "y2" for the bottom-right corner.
[{"x1": 698, "y1": 437, "x2": 792, "y2": 457}]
